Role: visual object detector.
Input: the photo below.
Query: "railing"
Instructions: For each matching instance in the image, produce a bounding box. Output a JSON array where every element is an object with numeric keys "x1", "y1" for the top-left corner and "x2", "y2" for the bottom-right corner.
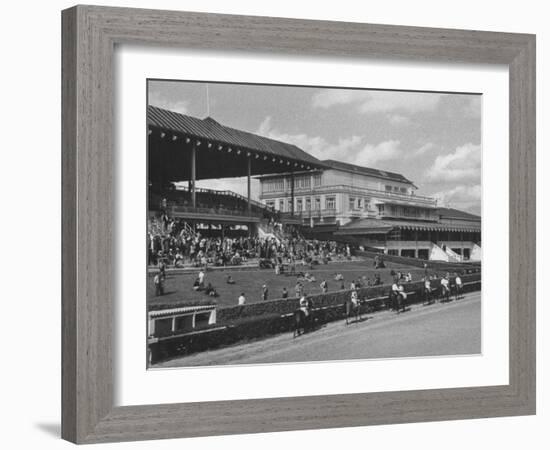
[
  {"x1": 169, "y1": 204, "x2": 257, "y2": 218},
  {"x1": 170, "y1": 186, "x2": 268, "y2": 210},
  {"x1": 261, "y1": 184, "x2": 437, "y2": 206},
  {"x1": 280, "y1": 208, "x2": 337, "y2": 219}
]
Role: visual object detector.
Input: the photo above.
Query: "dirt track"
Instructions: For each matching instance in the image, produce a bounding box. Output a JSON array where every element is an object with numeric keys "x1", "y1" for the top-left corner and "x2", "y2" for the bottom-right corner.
[{"x1": 154, "y1": 291, "x2": 481, "y2": 368}]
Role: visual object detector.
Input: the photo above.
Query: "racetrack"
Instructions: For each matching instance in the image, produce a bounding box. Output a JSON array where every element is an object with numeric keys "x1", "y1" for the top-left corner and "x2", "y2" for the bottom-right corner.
[{"x1": 154, "y1": 291, "x2": 481, "y2": 368}]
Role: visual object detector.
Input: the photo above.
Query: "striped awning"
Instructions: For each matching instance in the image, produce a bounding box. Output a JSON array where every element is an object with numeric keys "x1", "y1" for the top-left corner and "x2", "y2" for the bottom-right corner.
[{"x1": 149, "y1": 304, "x2": 216, "y2": 318}]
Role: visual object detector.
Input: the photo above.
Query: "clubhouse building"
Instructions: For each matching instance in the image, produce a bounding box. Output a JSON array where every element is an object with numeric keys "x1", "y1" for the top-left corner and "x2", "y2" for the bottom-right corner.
[{"x1": 258, "y1": 160, "x2": 481, "y2": 262}]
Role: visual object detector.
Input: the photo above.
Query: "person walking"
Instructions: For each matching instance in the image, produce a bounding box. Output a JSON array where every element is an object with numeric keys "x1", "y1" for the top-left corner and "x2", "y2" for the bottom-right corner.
[
  {"x1": 238, "y1": 293, "x2": 246, "y2": 305},
  {"x1": 154, "y1": 271, "x2": 164, "y2": 296}
]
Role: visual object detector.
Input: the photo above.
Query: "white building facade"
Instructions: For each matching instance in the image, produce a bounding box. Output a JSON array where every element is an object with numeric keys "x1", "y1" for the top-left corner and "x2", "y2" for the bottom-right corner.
[
  {"x1": 258, "y1": 160, "x2": 481, "y2": 262},
  {"x1": 259, "y1": 160, "x2": 437, "y2": 227}
]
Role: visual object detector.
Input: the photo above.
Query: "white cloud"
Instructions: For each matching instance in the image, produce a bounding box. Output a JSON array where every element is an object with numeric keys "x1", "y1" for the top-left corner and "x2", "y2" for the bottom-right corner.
[
  {"x1": 355, "y1": 140, "x2": 402, "y2": 166},
  {"x1": 425, "y1": 143, "x2": 481, "y2": 182},
  {"x1": 148, "y1": 91, "x2": 189, "y2": 115},
  {"x1": 256, "y1": 116, "x2": 402, "y2": 166},
  {"x1": 312, "y1": 90, "x2": 444, "y2": 115},
  {"x1": 387, "y1": 114, "x2": 411, "y2": 126},
  {"x1": 433, "y1": 184, "x2": 481, "y2": 214},
  {"x1": 412, "y1": 142, "x2": 435, "y2": 156}
]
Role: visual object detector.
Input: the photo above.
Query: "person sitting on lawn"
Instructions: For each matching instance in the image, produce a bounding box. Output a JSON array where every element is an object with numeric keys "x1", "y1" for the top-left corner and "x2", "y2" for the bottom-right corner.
[
  {"x1": 205, "y1": 283, "x2": 218, "y2": 297},
  {"x1": 226, "y1": 274, "x2": 236, "y2": 285},
  {"x1": 192, "y1": 278, "x2": 201, "y2": 291},
  {"x1": 303, "y1": 272, "x2": 316, "y2": 282},
  {"x1": 282, "y1": 287, "x2": 289, "y2": 299},
  {"x1": 334, "y1": 273, "x2": 344, "y2": 281},
  {"x1": 320, "y1": 279, "x2": 328, "y2": 294}
]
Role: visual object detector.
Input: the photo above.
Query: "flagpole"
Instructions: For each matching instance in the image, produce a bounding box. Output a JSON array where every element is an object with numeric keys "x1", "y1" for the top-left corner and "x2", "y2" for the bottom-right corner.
[{"x1": 206, "y1": 83, "x2": 210, "y2": 117}]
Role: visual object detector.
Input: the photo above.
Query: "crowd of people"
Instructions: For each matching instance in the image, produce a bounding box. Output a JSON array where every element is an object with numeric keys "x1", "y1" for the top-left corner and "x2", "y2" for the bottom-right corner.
[
  {"x1": 148, "y1": 212, "x2": 352, "y2": 271},
  {"x1": 149, "y1": 212, "x2": 468, "y2": 312}
]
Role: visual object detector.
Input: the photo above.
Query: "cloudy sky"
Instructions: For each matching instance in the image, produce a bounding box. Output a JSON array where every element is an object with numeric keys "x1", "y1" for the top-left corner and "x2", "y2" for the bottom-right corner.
[{"x1": 148, "y1": 80, "x2": 481, "y2": 215}]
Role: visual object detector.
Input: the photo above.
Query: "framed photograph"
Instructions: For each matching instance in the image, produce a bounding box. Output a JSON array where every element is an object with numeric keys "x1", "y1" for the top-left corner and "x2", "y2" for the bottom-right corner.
[{"x1": 62, "y1": 5, "x2": 536, "y2": 444}]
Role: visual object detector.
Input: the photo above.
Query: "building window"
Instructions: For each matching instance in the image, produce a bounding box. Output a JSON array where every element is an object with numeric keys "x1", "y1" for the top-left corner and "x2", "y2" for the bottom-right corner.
[
  {"x1": 357, "y1": 198, "x2": 363, "y2": 209},
  {"x1": 393, "y1": 186, "x2": 400, "y2": 192},
  {"x1": 325, "y1": 196, "x2": 336, "y2": 210},
  {"x1": 400, "y1": 187, "x2": 407, "y2": 194},
  {"x1": 305, "y1": 197, "x2": 311, "y2": 211},
  {"x1": 263, "y1": 179, "x2": 284, "y2": 193},
  {"x1": 315, "y1": 197, "x2": 321, "y2": 211},
  {"x1": 349, "y1": 197, "x2": 356, "y2": 210},
  {"x1": 295, "y1": 175, "x2": 311, "y2": 190},
  {"x1": 279, "y1": 199, "x2": 284, "y2": 211},
  {"x1": 378, "y1": 204, "x2": 385, "y2": 215},
  {"x1": 313, "y1": 174, "x2": 322, "y2": 187},
  {"x1": 385, "y1": 185, "x2": 393, "y2": 192},
  {"x1": 296, "y1": 198, "x2": 303, "y2": 212},
  {"x1": 287, "y1": 199, "x2": 292, "y2": 211}
]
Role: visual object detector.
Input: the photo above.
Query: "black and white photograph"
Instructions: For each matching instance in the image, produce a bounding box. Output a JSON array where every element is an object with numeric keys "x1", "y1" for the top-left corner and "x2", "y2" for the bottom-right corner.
[{"x1": 146, "y1": 80, "x2": 482, "y2": 368}]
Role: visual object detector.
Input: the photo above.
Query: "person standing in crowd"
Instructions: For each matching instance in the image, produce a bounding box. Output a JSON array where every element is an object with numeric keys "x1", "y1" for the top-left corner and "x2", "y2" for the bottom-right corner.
[
  {"x1": 262, "y1": 284, "x2": 269, "y2": 301},
  {"x1": 154, "y1": 271, "x2": 164, "y2": 296},
  {"x1": 455, "y1": 272, "x2": 463, "y2": 299},
  {"x1": 198, "y1": 269, "x2": 205, "y2": 288},
  {"x1": 295, "y1": 281, "x2": 302, "y2": 298},
  {"x1": 238, "y1": 293, "x2": 246, "y2": 305},
  {"x1": 440, "y1": 274, "x2": 451, "y2": 301},
  {"x1": 299, "y1": 294, "x2": 310, "y2": 317},
  {"x1": 158, "y1": 259, "x2": 166, "y2": 279},
  {"x1": 424, "y1": 277, "x2": 434, "y2": 304},
  {"x1": 350, "y1": 289, "x2": 359, "y2": 307}
]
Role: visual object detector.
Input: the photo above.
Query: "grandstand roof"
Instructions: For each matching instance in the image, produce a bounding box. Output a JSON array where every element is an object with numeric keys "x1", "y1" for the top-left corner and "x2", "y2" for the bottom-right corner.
[
  {"x1": 148, "y1": 106, "x2": 324, "y2": 181},
  {"x1": 436, "y1": 207, "x2": 481, "y2": 222},
  {"x1": 336, "y1": 217, "x2": 481, "y2": 235},
  {"x1": 321, "y1": 159, "x2": 415, "y2": 185}
]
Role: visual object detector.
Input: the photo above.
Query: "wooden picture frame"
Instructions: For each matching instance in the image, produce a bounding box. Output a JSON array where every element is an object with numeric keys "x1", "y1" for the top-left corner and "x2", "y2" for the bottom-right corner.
[{"x1": 61, "y1": 5, "x2": 536, "y2": 444}]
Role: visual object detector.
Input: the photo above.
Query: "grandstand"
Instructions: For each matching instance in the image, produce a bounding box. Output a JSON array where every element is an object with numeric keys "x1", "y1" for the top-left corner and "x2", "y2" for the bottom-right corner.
[{"x1": 146, "y1": 106, "x2": 481, "y2": 364}]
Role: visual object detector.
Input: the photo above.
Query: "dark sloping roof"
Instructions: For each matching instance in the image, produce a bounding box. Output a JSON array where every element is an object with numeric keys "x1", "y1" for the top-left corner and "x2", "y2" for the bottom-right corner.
[
  {"x1": 321, "y1": 159, "x2": 414, "y2": 185},
  {"x1": 436, "y1": 207, "x2": 481, "y2": 222},
  {"x1": 148, "y1": 106, "x2": 322, "y2": 168},
  {"x1": 336, "y1": 217, "x2": 481, "y2": 234}
]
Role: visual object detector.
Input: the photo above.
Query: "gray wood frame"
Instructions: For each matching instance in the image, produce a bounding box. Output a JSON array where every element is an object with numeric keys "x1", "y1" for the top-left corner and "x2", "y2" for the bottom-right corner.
[{"x1": 62, "y1": 5, "x2": 536, "y2": 444}]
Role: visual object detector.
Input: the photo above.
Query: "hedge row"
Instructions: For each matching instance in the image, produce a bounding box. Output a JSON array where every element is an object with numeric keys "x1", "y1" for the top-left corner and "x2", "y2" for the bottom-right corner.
[{"x1": 216, "y1": 273, "x2": 481, "y2": 324}]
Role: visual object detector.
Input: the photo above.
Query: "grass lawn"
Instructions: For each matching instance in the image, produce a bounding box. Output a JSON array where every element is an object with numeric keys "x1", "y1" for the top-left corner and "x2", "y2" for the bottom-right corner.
[{"x1": 147, "y1": 258, "x2": 430, "y2": 309}]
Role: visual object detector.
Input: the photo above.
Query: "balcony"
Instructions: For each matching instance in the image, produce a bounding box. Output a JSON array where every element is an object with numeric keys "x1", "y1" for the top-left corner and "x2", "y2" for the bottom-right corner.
[{"x1": 260, "y1": 184, "x2": 436, "y2": 207}]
